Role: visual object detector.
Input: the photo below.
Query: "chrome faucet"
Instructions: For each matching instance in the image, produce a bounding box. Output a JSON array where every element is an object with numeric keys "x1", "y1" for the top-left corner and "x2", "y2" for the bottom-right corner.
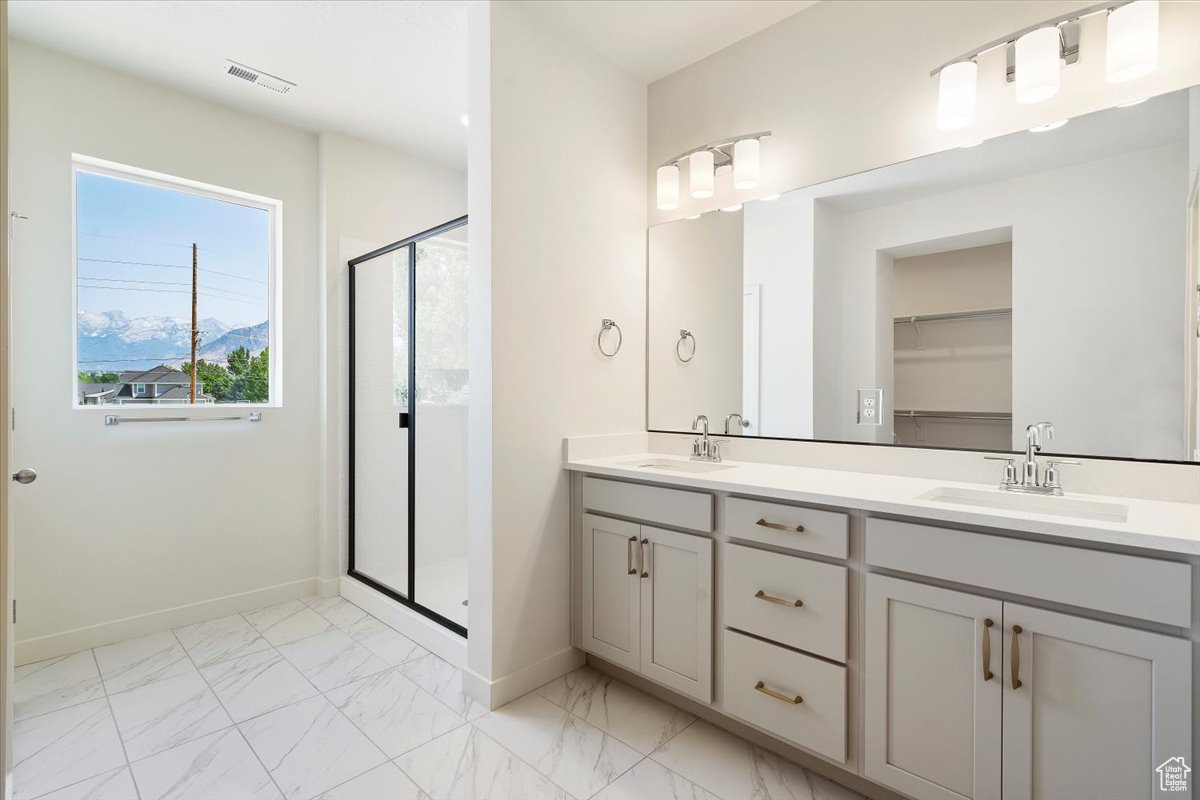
[
  {"x1": 691, "y1": 415, "x2": 723, "y2": 462},
  {"x1": 986, "y1": 421, "x2": 1079, "y2": 495},
  {"x1": 724, "y1": 413, "x2": 748, "y2": 435}
]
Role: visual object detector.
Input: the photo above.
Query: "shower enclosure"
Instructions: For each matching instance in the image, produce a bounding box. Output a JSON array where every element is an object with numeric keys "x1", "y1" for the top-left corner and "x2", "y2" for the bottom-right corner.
[{"x1": 348, "y1": 216, "x2": 469, "y2": 635}]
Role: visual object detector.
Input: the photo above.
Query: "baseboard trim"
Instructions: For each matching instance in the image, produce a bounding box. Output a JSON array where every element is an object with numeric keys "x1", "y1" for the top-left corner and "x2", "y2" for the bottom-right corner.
[
  {"x1": 15, "y1": 577, "x2": 319, "y2": 666},
  {"x1": 338, "y1": 576, "x2": 466, "y2": 667},
  {"x1": 316, "y1": 576, "x2": 340, "y2": 599},
  {"x1": 463, "y1": 646, "x2": 585, "y2": 710}
]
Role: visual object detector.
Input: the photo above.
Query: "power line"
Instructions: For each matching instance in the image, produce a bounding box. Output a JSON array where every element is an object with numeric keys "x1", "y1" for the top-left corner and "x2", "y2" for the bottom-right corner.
[
  {"x1": 79, "y1": 256, "x2": 267, "y2": 284},
  {"x1": 78, "y1": 231, "x2": 248, "y2": 260},
  {"x1": 79, "y1": 283, "x2": 266, "y2": 307},
  {"x1": 78, "y1": 275, "x2": 265, "y2": 301}
]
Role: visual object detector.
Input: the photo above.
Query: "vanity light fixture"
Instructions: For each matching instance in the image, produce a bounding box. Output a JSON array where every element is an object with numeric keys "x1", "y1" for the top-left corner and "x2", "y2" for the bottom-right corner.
[
  {"x1": 930, "y1": 2, "x2": 1158, "y2": 128},
  {"x1": 1015, "y1": 26, "x2": 1063, "y2": 104},
  {"x1": 1028, "y1": 119, "x2": 1068, "y2": 132},
  {"x1": 656, "y1": 164, "x2": 680, "y2": 211},
  {"x1": 689, "y1": 150, "x2": 715, "y2": 199},
  {"x1": 937, "y1": 60, "x2": 977, "y2": 129},
  {"x1": 1106, "y1": 0, "x2": 1158, "y2": 83},
  {"x1": 655, "y1": 131, "x2": 772, "y2": 208},
  {"x1": 733, "y1": 138, "x2": 760, "y2": 189}
]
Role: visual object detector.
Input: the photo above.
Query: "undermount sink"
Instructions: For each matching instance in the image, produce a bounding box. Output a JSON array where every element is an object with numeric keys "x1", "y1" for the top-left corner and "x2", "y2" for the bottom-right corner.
[
  {"x1": 918, "y1": 486, "x2": 1129, "y2": 523},
  {"x1": 621, "y1": 457, "x2": 736, "y2": 474}
]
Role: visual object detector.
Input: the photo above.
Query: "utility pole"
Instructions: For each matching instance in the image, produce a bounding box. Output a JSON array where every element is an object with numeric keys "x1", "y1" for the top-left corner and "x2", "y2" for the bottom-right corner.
[{"x1": 190, "y1": 242, "x2": 198, "y2": 404}]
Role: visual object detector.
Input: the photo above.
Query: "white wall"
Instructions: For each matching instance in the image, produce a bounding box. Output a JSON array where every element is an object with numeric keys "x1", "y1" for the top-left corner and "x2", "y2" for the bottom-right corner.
[
  {"x1": 10, "y1": 40, "x2": 320, "y2": 654},
  {"x1": 824, "y1": 144, "x2": 1187, "y2": 459},
  {"x1": 317, "y1": 132, "x2": 466, "y2": 592},
  {"x1": 649, "y1": 0, "x2": 1200, "y2": 223},
  {"x1": 743, "y1": 194, "x2": 815, "y2": 439},
  {"x1": 468, "y1": 0, "x2": 647, "y2": 694},
  {"x1": 647, "y1": 211, "x2": 743, "y2": 432}
]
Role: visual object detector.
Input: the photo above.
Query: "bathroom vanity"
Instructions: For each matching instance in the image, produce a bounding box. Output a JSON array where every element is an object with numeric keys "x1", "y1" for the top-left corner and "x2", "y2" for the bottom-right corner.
[{"x1": 566, "y1": 452, "x2": 1198, "y2": 800}]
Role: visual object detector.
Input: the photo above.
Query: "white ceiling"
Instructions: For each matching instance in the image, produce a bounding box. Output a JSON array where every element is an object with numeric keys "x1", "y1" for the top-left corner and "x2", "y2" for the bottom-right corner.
[
  {"x1": 8, "y1": 0, "x2": 819, "y2": 169},
  {"x1": 517, "y1": 0, "x2": 819, "y2": 82},
  {"x1": 8, "y1": 0, "x2": 469, "y2": 168}
]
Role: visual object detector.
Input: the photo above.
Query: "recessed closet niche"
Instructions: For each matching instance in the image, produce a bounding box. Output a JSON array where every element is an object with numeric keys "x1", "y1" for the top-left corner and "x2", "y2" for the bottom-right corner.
[{"x1": 892, "y1": 241, "x2": 1013, "y2": 450}]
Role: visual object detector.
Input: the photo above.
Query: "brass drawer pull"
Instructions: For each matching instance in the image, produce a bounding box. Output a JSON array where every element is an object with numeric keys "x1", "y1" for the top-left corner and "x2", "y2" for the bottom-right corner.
[
  {"x1": 626, "y1": 536, "x2": 636, "y2": 575},
  {"x1": 754, "y1": 680, "x2": 802, "y2": 705},
  {"x1": 982, "y1": 618, "x2": 993, "y2": 681},
  {"x1": 1011, "y1": 625, "x2": 1023, "y2": 689},
  {"x1": 640, "y1": 538, "x2": 649, "y2": 578},
  {"x1": 756, "y1": 518, "x2": 805, "y2": 533},
  {"x1": 755, "y1": 589, "x2": 803, "y2": 608}
]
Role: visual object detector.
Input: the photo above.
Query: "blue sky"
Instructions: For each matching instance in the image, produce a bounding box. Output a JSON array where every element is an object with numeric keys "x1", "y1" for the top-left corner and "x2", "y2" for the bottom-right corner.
[{"x1": 76, "y1": 170, "x2": 269, "y2": 326}]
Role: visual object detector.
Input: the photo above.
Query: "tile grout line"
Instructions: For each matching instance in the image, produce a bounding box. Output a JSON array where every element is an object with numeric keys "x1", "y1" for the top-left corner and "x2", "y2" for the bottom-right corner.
[
  {"x1": 91, "y1": 647, "x2": 143, "y2": 800},
  {"x1": 169, "y1": 626, "x2": 291, "y2": 800}
]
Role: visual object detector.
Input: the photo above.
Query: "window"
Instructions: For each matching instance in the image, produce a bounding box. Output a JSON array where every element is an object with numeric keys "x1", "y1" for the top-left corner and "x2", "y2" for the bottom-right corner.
[{"x1": 73, "y1": 157, "x2": 280, "y2": 407}]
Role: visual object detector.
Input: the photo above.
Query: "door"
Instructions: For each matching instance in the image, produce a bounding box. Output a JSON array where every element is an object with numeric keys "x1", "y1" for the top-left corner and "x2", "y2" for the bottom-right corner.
[
  {"x1": 580, "y1": 513, "x2": 640, "y2": 671},
  {"x1": 864, "y1": 575, "x2": 1002, "y2": 800},
  {"x1": 1002, "y1": 603, "x2": 1191, "y2": 800},
  {"x1": 638, "y1": 525, "x2": 712, "y2": 702},
  {"x1": 1, "y1": 4, "x2": 12, "y2": 789}
]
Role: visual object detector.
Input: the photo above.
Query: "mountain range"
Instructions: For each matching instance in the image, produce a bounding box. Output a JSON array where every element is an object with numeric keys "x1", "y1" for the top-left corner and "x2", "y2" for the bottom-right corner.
[{"x1": 78, "y1": 310, "x2": 268, "y2": 371}]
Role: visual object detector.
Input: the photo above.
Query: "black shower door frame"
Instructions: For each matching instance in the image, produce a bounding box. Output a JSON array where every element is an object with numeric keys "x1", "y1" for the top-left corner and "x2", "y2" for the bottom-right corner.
[{"x1": 347, "y1": 215, "x2": 468, "y2": 637}]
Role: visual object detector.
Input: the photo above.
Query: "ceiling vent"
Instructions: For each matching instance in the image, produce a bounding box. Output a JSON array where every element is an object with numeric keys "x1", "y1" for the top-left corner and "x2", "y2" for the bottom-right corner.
[{"x1": 224, "y1": 60, "x2": 295, "y2": 94}]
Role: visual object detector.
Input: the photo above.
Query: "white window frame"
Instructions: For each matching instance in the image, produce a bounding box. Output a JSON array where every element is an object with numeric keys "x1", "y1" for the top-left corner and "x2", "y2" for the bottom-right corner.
[{"x1": 71, "y1": 155, "x2": 283, "y2": 410}]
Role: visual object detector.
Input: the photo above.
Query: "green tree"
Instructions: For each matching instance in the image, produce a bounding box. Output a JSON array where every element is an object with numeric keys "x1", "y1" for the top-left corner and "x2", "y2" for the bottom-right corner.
[
  {"x1": 77, "y1": 371, "x2": 119, "y2": 383},
  {"x1": 193, "y1": 360, "x2": 231, "y2": 401},
  {"x1": 224, "y1": 346, "x2": 268, "y2": 403}
]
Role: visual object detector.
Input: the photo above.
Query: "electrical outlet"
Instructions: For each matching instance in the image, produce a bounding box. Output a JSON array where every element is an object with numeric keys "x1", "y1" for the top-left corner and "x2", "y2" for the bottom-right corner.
[{"x1": 858, "y1": 388, "x2": 883, "y2": 425}]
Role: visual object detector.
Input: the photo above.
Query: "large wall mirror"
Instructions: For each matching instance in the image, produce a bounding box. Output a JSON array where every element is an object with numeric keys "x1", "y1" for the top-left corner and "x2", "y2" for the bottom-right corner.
[{"x1": 648, "y1": 86, "x2": 1200, "y2": 463}]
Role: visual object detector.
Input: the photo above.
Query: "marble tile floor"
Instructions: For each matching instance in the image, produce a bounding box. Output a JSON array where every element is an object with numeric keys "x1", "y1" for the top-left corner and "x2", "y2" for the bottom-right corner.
[{"x1": 12, "y1": 595, "x2": 864, "y2": 800}]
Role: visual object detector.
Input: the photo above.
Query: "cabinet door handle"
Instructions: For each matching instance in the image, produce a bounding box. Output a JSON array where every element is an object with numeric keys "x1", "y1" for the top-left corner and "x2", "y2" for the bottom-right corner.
[
  {"x1": 755, "y1": 590, "x2": 803, "y2": 608},
  {"x1": 756, "y1": 518, "x2": 804, "y2": 533},
  {"x1": 1011, "y1": 625, "x2": 1023, "y2": 690},
  {"x1": 626, "y1": 536, "x2": 636, "y2": 575},
  {"x1": 640, "y1": 538, "x2": 649, "y2": 578},
  {"x1": 981, "y1": 618, "x2": 993, "y2": 681},
  {"x1": 754, "y1": 680, "x2": 802, "y2": 705}
]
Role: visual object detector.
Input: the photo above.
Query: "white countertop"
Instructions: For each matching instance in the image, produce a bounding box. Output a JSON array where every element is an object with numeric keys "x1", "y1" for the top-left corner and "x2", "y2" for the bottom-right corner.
[{"x1": 565, "y1": 452, "x2": 1200, "y2": 556}]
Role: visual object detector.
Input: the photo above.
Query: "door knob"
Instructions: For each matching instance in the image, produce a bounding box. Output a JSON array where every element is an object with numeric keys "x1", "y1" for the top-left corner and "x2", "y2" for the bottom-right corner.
[{"x1": 12, "y1": 468, "x2": 37, "y2": 485}]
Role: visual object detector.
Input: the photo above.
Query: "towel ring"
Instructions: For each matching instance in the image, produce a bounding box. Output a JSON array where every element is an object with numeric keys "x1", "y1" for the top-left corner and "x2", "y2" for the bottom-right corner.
[
  {"x1": 597, "y1": 318, "x2": 622, "y2": 357},
  {"x1": 676, "y1": 329, "x2": 696, "y2": 363}
]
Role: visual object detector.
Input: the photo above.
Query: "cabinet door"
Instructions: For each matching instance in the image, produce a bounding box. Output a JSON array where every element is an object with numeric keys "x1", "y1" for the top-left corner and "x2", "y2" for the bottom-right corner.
[
  {"x1": 580, "y1": 513, "x2": 640, "y2": 672},
  {"x1": 864, "y1": 575, "x2": 1002, "y2": 800},
  {"x1": 1002, "y1": 603, "x2": 1191, "y2": 800},
  {"x1": 639, "y1": 525, "x2": 713, "y2": 702}
]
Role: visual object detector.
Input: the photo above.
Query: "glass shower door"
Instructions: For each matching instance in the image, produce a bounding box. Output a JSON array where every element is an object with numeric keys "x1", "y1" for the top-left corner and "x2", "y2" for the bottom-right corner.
[
  {"x1": 350, "y1": 245, "x2": 411, "y2": 599},
  {"x1": 414, "y1": 225, "x2": 469, "y2": 628},
  {"x1": 349, "y1": 217, "x2": 468, "y2": 635}
]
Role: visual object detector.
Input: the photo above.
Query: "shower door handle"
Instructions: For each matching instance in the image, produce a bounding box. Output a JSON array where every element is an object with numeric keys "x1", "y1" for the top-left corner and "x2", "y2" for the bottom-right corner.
[{"x1": 398, "y1": 412, "x2": 410, "y2": 428}]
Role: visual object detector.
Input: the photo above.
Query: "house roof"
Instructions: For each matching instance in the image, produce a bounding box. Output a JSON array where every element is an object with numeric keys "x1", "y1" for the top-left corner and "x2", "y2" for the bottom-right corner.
[
  {"x1": 111, "y1": 383, "x2": 210, "y2": 401},
  {"x1": 118, "y1": 365, "x2": 192, "y2": 384},
  {"x1": 78, "y1": 382, "x2": 118, "y2": 398}
]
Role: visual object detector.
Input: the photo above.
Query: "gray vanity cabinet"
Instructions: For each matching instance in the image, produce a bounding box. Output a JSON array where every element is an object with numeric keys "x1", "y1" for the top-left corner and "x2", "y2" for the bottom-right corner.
[
  {"x1": 865, "y1": 573, "x2": 1191, "y2": 800},
  {"x1": 864, "y1": 575, "x2": 1003, "y2": 800},
  {"x1": 1001, "y1": 603, "x2": 1190, "y2": 800},
  {"x1": 580, "y1": 513, "x2": 642, "y2": 672},
  {"x1": 580, "y1": 509, "x2": 714, "y2": 702}
]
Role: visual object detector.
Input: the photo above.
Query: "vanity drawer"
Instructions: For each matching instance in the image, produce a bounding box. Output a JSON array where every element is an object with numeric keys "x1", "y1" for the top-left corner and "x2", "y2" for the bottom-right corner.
[
  {"x1": 721, "y1": 629, "x2": 846, "y2": 763},
  {"x1": 866, "y1": 517, "x2": 1191, "y2": 627},
  {"x1": 724, "y1": 497, "x2": 848, "y2": 559},
  {"x1": 724, "y1": 544, "x2": 847, "y2": 662},
  {"x1": 583, "y1": 476, "x2": 713, "y2": 533}
]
